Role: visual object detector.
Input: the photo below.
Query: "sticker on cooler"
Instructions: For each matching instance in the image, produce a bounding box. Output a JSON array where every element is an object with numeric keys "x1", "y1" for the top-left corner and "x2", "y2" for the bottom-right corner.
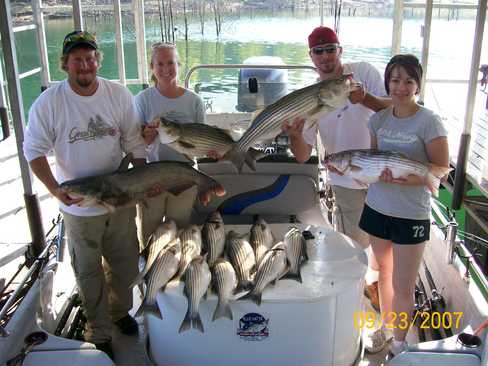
[{"x1": 237, "y1": 312, "x2": 269, "y2": 341}]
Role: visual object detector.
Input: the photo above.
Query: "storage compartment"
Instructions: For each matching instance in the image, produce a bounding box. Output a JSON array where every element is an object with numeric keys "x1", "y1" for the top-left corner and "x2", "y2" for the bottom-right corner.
[{"x1": 146, "y1": 224, "x2": 367, "y2": 366}]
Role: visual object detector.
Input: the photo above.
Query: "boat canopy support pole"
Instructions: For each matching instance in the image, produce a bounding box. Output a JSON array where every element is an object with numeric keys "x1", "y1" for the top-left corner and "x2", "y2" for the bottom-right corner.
[
  {"x1": 391, "y1": 0, "x2": 403, "y2": 55},
  {"x1": 0, "y1": 58, "x2": 10, "y2": 140},
  {"x1": 72, "y1": 0, "x2": 83, "y2": 31},
  {"x1": 0, "y1": 0, "x2": 46, "y2": 256},
  {"x1": 445, "y1": 221, "x2": 458, "y2": 264},
  {"x1": 114, "y1": 0, "x2": 127, "y2": 86},
  {"x1": 134, "y1": 0, "x2": 149, "y2": 88},
  {"x1": 452, "y1": 0, "x2": 487, "y2": 210},
  {"x1": 419, "y1": 0, "x2": 433, "y2": 103},
  {"x1": 33, "y1": 0, "x2": 51, "y2": 91}
]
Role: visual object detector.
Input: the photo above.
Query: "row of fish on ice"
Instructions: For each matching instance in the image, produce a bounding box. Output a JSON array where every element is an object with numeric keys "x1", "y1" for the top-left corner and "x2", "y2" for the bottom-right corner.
[{"x1": 132, "y1": 212, "x2": 309, "y2": 333}]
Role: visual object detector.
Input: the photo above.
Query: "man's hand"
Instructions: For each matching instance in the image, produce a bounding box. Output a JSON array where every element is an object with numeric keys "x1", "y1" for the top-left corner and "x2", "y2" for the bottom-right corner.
[
  {"x1": 348, "y1": 79, "x2": 366, "y2": 105},
  {"x1": 142, "y1": 118, "x2": 160, "y2": 145},
  {"x1": 51, "y1": 186, "x2": 84, "y2": 206},
  {"x1": 281, "y1": 117, "x2": 306, "y2": 138},
  {"x1": 145, "y1": 183, "x2": 164, "y2": 198}
]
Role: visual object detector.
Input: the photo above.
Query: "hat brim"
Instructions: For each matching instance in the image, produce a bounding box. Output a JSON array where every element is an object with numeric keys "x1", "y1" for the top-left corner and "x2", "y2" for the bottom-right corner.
[{"x1": 63, "y1": 41, "x2": 98, "y2": 55}]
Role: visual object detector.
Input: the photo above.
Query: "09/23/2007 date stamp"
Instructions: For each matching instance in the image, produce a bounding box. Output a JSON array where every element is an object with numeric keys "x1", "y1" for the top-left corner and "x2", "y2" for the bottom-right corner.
[{"x1": 354, "y1": 311, "x2": 463, "y2": 331}]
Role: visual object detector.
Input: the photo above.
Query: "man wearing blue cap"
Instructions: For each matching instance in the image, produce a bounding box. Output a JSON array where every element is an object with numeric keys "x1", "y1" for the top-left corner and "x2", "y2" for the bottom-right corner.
[{"x1": 24, "y1": 30, "x2": 146, "y2": 360}]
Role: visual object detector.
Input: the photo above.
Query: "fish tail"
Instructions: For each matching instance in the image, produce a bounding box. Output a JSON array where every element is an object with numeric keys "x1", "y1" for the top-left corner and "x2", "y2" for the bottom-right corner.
[
  {"x1": 244, "y1": 148, "x2": 265, "y2": 171},
  {"x1": 238, "y1": 291, "x2": 262, "y2": 306},
  {"x1": 282, "y1": 270, "x2": 302, "y2": 284},
  {"x1": 192, "y1": 312, "x2": 205, "y2": 333},
  {"x1": 223, "y1": 145, "x2": 246, "y2": 173},
  {"x1": 136, "y1": 302, "x2": 163, "y2": 319},
  {"x1": 178, "y1": 309, "x2": 192, "y2": 333},
  {"x1": 426, "y1": 164, "x2": 451, "y2": 197},
  {"x1": 212, "y1": 300, "x2": 233, "y2": 321}
]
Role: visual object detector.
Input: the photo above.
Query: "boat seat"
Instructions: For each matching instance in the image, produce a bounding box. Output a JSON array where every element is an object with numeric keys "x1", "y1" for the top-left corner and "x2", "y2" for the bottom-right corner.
[{"x1": 196, "y1": 160, "x2": 320, "y2": 217}]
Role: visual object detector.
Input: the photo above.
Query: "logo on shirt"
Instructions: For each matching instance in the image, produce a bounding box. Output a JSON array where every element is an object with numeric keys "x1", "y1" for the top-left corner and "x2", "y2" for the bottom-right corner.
[
  {"x1": 377, "y1": 128, "x2": 419, "y2": 145},
  {"x1": 68, "y1": 115, "x2": 118, "y2": 144}
]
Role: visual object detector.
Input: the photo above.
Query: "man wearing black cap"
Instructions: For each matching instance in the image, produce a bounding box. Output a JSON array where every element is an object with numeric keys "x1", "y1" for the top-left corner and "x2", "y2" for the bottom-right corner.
[
  {"x1": 23, "y1": 31, "x2": 146, "y2": 359},
  {"x1": 283, "y1": 26, "x2": 391, "y2": 353}
]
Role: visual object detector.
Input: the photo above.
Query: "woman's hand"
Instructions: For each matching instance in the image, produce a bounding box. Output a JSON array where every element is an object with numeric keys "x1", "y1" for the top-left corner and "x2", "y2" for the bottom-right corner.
[
  {"x1": 378, "y1": 168, "x2": 424, "y2": 185},
  {"x1": 326, "y1": 163, "x2": 344, "y2": 176},
  {"x1": 142, "y1": 118, "x2": 160, "y2": 145}
]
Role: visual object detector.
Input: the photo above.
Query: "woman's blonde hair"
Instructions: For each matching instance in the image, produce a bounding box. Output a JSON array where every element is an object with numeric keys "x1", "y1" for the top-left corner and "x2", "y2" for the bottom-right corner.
[{"x1": 149, "y1": 42, "x2": 180, "y2": 85}]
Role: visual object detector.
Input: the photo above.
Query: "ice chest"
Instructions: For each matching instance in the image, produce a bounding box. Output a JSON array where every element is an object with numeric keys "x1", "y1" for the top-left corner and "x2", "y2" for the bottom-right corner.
[{"x1": 146, "y1": 224, "x2": 367, "y2": 366}]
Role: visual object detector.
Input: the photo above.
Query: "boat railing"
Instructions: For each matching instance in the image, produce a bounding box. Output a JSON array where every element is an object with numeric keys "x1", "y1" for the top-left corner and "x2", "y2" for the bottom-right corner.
[
  {"x1": 184, "y1": 64, "x2": 317, "y2": 90},
  {"x1": 0, "y1": 215, "x2": 64, "y2": 337}
]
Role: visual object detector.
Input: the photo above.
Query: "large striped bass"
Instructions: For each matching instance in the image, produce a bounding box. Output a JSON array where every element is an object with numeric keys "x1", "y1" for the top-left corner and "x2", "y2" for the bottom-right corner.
[
  {"x1": 61, "y1": 155, "x2": 226, "y2": 212},
  {"x1": 224, "y1": 75, "x2": 352, "y2": 172},
  {"x1": 157, "y1": 117, "x2": 264, "y2": 168},
  {"x1": 325, "y1": 149, "x2": 452, "y2": 196},
  {"x1": 179, "y1": 255, "x2": 212, "y2": 333},
  {"x1": 211, "y1": 259, "x2": 237, "y2": 321},
  {"x1": 202, "y1": 211, "x2": 226, "y2": 267}
]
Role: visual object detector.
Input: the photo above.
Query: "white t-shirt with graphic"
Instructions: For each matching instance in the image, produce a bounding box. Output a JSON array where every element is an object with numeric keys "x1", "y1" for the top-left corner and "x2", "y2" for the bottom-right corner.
[
  {"x1": 23, "y1": 78, "x2": 146, "y2": 216},
  {"x1": 366, "y1": 106, "x2": 447, "y2": 220},
  {"x1": 302, "y1": 62, "x2": 386, "y2": 189},
  {"x1": 135, "y1": 87, "x2": 205, "y2": 162}
]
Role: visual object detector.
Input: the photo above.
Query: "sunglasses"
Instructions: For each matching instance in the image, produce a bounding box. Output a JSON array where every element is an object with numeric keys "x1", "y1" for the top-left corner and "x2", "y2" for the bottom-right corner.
[
  {"x1": 63, "y1": 32, "x2": 97, "y2": 47},
  {"x1": 311, "y1": 45, "x2": 340, "y2": 55}
]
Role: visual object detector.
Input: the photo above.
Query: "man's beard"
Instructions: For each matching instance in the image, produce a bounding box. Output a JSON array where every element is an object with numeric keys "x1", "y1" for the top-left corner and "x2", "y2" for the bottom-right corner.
[{"x1": 76, "y1": 74, "x2": 95, "y2": 88}]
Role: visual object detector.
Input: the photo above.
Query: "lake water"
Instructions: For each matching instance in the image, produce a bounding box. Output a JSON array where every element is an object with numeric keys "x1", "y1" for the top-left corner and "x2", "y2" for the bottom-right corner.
[{"x1": 8, "y1": 9, "x2": 487, "y2": 116}]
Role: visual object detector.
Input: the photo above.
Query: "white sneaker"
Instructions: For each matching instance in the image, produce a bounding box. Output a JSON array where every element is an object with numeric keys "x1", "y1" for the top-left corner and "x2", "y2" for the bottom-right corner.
[
  {"x1": 363, "y1": 328, "x2": 388, "y2": 354},
  {"x1": 389, "y1": 339, "x2": 408, "y2": 357}
]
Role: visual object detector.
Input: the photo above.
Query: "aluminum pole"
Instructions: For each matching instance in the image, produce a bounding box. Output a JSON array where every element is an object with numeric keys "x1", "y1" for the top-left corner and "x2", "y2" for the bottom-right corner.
[
  {"x1": 134, "y1": 0, "x2": 148, "y2": 87},
  {"x1": 419, "y1": 0, "x2": 433, "y2": 103},
  {"x1": 32, "y1": 0, "x2": 51, "y2": 90},
  {"x1": 72, "y1": 0, "x2": 84, "y2": 31},
  {"x1": 114, "y1": 0, "x2": 127, "y2": 86},
  {"x1": 391, "y1": 0, "x2": 403, "y2": 55},
  {"x1": 452, "y1": 0, "x2": 487, "y2": 210}
]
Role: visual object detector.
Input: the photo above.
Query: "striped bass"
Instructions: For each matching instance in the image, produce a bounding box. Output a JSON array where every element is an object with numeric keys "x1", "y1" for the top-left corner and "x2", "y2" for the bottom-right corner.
[
  {"x1": 250, "y1": 218, "x2": 274, "y2": 266},
  {"x1": 239, "y1": 242, "x2": 289, "y2": 306},
  {"x1": 283, "y1": 227, "x2": 308, "y2": 283},
  {"x1": 176, "y1": 225, "x2": 203, "y2": 278},
  {"x1": 224, "y1": 75, "x2": 352, "y2": 172},
  {"x1": 130, "y1": 219, "x2": 177, "y2": 288},
  {"x1": 179, "y1": 255, "x2": 212, "y2": 333},
  {"x1": 211, "y1": 259, "x2": 237, "y2": 321},
  {"x1": 61, "y1": 156, "x2": 226, "y2": 211},
  {"x1": 135, "y1": 238, "x2": 181, "y2": 319},
  {"x1": 325, "y1": 149, "x2": 452, "y2": 196},
  {"x1": 202, "y1": 211, "x2": 226, "y2": 267},
  {"x1": 226, "y1": 231, "x2": 256, "y2": 292}
]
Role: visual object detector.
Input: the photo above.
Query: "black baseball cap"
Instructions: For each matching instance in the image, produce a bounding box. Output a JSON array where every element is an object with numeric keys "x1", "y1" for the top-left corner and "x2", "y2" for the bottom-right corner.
[{"x1": 62, "y1": 31, "x2": 98, "y2": 55}]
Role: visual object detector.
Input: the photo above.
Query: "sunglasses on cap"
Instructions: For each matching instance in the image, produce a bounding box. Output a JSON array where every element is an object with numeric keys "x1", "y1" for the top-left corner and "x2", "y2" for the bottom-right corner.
[
  {"x1": 63, "y1": 31, "x2": 97, "y2": 47},
  {"x1": 311, "y1": 45, "x2": 340, "y2": 55}
]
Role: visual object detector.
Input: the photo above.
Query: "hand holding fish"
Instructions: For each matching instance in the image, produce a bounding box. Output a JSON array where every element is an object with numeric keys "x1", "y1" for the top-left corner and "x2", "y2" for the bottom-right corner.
[
  {"x1": 142, "y1": 118, "x2": 160, "y2": 145},
  {"x1": 348, "y1": 79, "x2": 366, "y2": 105},
  {"x1": 379, "y1": 168, "x2": 424, "y2": 186},
  {"x1": 281, "y1": 117, "x2": 306, "y2": 138},
  {"x1": 326, "y1": 163, "x2": 344, "y2": 176},
  {"x1": 145, "y1": 183, "x2": 165, "y2": 198},
  {"x1": 54, "y1": 186, "x2": 84, "y2": 206}
]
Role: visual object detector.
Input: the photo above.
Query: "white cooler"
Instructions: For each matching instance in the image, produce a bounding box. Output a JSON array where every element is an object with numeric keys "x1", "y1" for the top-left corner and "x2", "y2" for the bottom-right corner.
[{"x1": 146, "y1": 224, "x2": 367, "y2": 366}]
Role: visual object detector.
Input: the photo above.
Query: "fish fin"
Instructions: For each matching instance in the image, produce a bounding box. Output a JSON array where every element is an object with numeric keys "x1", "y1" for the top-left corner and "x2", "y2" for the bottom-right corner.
[
  {"x1": 212, "y1": 300, "x2": 233, "y2": 321},
  {"x1": 238, "y1": 291, "x2": 261, "y2": 306},
  {"x1": 223, "y1": 145, "x2": 246, "y2": 173},
  {"x1": 349, "y1": 164, "x2": 362, "y2": 171},
  {"x1": 166, "y1": 183, "x2": 195, "y2": 196},
  {"x1": 178, "y1": 140, "x2": 196, "y2": 149},
  {"x1": 244, "y1": 148, "x2": 266, "y2": 171},
  {"x1": 282, "y1": 271, "x2": 302, "y2": 284},
  {"x1": 136, "y1": 302, "x2": 163, "y2": 319},
  {"x1": 193, "y1": 312, "x2": 205, "y2": 333},
  {"x1": 178, "y1": 309, "x2": 192, "y2": 333},
  {"x1": 129, "y1": 271, "x2": 146, "y2": 288},
  {"x1": 117, "y1": 153, "x2": 133, "y2": 172}
]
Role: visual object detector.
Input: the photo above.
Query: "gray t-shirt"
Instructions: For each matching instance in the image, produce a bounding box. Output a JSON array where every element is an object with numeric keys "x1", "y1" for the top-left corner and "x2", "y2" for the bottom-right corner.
[
  {"x1": 366, "y1": 106, "x2": 447, "y2": 220},
  {"x1": 135, "y1": 86, "x2": 205, "y2": 162}
]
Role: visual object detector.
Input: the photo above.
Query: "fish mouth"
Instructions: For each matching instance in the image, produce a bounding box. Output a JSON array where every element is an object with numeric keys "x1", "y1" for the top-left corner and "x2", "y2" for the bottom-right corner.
[{"x1": 214, "y1": 186, "x2": 226, "y2": 197}]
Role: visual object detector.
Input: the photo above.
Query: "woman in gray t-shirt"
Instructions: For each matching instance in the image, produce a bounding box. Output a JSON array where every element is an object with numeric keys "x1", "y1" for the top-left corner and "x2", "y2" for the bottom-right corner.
[{"x1": 358, "y1": 54, "x2": 449, "y2": 356}]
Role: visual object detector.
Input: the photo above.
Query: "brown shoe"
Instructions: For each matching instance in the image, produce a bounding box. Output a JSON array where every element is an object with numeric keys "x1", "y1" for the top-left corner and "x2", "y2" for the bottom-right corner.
[{"x1": 364, "y1": 281, "x2": 380, "y2": 312}]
